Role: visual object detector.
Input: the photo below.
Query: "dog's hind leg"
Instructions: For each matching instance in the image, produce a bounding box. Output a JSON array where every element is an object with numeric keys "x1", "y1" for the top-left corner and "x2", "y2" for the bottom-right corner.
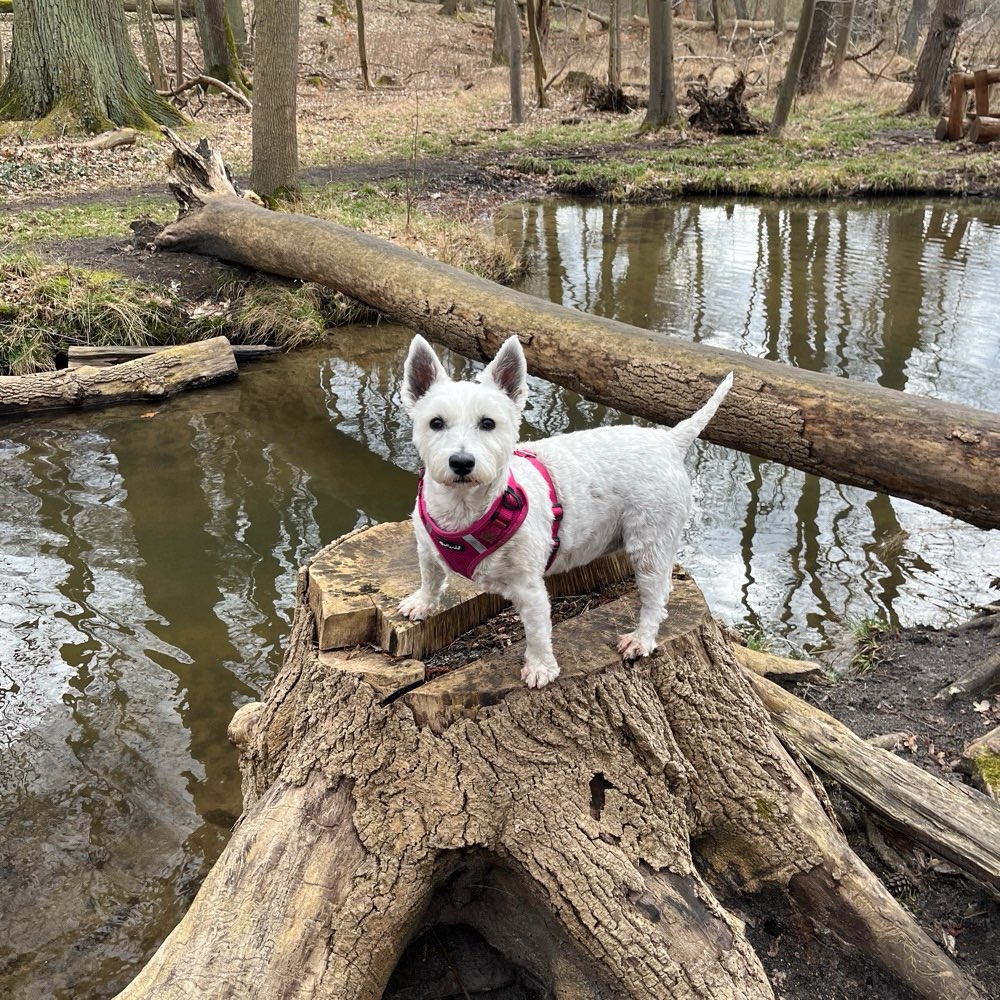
[{"x1": 617, "y1": 521, "x2": 685, "y2": 661}]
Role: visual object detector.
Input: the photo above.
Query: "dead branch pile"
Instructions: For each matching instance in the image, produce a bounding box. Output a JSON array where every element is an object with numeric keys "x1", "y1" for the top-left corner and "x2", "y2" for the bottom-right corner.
[{"x1": 687, "y1": 72, "x2": 767, "y2": 135}]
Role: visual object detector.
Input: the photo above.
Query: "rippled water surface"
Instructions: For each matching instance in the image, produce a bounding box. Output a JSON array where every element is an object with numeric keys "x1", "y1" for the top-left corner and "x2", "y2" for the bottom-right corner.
[{"x1": 1, "y1": 199, "x2": 998, "y2": 996}]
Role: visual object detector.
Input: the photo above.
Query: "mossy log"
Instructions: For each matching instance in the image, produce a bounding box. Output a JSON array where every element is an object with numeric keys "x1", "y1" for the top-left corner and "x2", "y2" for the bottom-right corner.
[
  {"x1": 153, "y1": 138, "x2": 1000, "y2": 530},
  {"x1": 114, "y1": 521, "x2": 982, "y2": 1000},
  {"x1": 0, "y1": 337, "x2": 237, "y2": 416}
]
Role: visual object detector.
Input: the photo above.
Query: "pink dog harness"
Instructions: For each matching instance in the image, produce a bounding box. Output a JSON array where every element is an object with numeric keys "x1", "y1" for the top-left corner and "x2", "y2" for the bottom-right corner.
[{"x1": 417, "y1": 449, "x2": 563, "y2": 579}]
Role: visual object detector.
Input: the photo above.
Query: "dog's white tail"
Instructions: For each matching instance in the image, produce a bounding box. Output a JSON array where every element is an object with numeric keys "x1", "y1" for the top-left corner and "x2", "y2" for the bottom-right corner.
[{"x1": 667, "y1": 372, "x2": 734, "y2": 452}]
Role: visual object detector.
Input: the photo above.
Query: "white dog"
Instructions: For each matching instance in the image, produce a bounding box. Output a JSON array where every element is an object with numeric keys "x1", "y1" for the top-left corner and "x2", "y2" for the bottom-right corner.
[{"x1": 398, "y1": 334, "x2": 733, "y2": 688}]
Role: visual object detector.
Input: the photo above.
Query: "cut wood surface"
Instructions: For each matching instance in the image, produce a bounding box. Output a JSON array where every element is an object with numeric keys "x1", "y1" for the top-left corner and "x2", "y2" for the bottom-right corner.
[
  {"x1": 746, "y1": 669, "x2": 1000, "y2": 894},
  {"x1": 154, "y1": 195, "x2": 1000, "y2": 529},
  {"x1": 308, "y1": 519, "x2": 634, "y2": 660},
  {"x1": 115, "y1": 524, "x2": 982, "y2": 1000},
  {"x1": 0, "y1": 337, "x2": 237, "y2": 417},
  {"x1": 968, "y1": 115, "x2": 1000, "y2": 143}
]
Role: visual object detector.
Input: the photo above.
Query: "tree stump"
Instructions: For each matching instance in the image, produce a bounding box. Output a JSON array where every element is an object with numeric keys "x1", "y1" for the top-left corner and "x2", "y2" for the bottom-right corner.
[{"x1": 115, "y1": 522, "x2": 983, "y2": 1000}]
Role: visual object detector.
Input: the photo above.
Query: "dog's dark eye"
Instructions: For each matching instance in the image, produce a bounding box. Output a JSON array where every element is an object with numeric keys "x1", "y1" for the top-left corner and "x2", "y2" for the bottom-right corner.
[
  {"x1": 479, "y1": 417, "x2": 496, "y2": 431},
  {"x1": 429, "y1": 416, "x2": 445, "y2": 431}
]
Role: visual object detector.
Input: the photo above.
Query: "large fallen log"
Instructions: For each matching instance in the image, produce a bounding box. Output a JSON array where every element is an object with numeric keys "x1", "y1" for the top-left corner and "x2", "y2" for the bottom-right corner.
[
  {"x1": 745, "y1": 669, "x2": 1000, "y2": 894},
  {"x1": 154, "y1": 189, "x2": 1000, "y2": 529},
  {"x1": 115, "y1": 522, "x2": 983, "y2": 1000},
  {"x1": 0, "y1": 337, "x2": 237, "y2": 416}
]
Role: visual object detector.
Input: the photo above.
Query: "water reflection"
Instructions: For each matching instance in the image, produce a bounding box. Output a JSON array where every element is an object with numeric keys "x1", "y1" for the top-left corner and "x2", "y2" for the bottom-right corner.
[
  {"x1": 497, "y1": 198, "x2": 999, "y2": 638},
  {"x1": 0, "y1": 200, "x2": 998, "y2": 997}
]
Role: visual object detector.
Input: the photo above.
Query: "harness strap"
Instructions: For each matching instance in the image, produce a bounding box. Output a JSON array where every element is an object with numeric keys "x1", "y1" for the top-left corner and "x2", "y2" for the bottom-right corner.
[{"x1": 514, "y1": 449, "x2": 563, "y2": 570}]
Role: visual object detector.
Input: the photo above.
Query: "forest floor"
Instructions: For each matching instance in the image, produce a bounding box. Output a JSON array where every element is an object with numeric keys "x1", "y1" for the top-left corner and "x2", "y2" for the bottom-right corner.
[{"x1": 1, "y1": 3, "x2": 999, "y2": 998}]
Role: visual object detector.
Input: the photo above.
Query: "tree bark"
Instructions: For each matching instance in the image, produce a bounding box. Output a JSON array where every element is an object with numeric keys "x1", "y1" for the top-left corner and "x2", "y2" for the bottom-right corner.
[
  {"x1": 643, "y1": 0, "x2": 678, "y2": 127},
  {"x1": 113, "y1": 521, "x2": 983, "y2": 1000},
  {"x1": 0, "y1": 0, "x2": 187, "y2": 131},
  {"x1": 525, "y1": 0, "x2": 548, "y2": 108},
  {"x1": 137, "y1": 0, "x2": 168, "y2": 91},
  {"x1": 900, "y1": 0, "x2": 967, "y2": 115},
  {"x1": 250, "y1": 0, "x2": 300, "y2": 200},
  {"x1": 192, "y1": 0, "x2": 247, "y2": 91},
  {"x1": 0, "y1": 337, "x2": 237, "y2": 416},
  {"x1": 608, "y1": 0, "x2": 622, "y2": 89},
  {"x1": 505, "y1": 0, "x2": 524, "y2": 123},
  {"x1": 768, "y1": 0, "x2": 816, "y2": 133},
  {"x1": 153, "y1": 193, "x2": 1000, "y2": 529},
  {"x1": 828, "y1": 0, "x2": 855, "y2": 81},
  {"x1": 797, "y1": 0, "x2": 834, "y2": 93}
]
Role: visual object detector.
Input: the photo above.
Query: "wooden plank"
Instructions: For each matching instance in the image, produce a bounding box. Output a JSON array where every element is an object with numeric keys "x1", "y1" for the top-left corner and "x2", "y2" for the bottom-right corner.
[
  {"x1": 948, "y1": 71, "x2": 967, "y2": 140},
  {"x1": 974, "y1": 67, "x2": 991, "y2": 117},
  {"x1": 67, "y1": 343, "x2": 278, "y2": 368}
]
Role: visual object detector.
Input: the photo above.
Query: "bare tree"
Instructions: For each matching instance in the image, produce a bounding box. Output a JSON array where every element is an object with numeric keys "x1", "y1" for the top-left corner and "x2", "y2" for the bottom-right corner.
[
  {"x1": 137, "y1": 0, "x2": 169, "y2": 91},
  {"x1": 798, "y1": 0, "x2": 835, "y2": 93},
  {"x1": 193, "y1": 0, "x2": 248, "y2": 91},
  {"x1": 356, "y1": 0, "x2": 372, "y2": 89},
  {"x1": 505, "y1": 0, "x2": 524, "y2": 123},
  {"x1": 526, "y1": 0, "x2": 548, "y2": 107},
  {"x1": 829, "y1": 0, "x2": 857, "y2": 81},
  {"x1": 609, "y1": 0, "x2": 622, "y2": 89},
  {"x1": 900, "y1": 0, "x2": 967, "y2": 114},
  {"x1": 769, "y1": 0, "x2": 817, "y2": 134},
  {"x1": 250, "y1": 0, "x2": 299, "y2": 200},
  {"x1": 644, "y1": 0, "x2": 678, "y2": 127}
]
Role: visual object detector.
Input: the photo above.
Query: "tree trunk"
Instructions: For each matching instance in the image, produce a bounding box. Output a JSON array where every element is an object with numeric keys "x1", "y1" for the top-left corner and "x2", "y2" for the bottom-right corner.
[
  {"x1": 137, "y1": 0, "x2": 169, "y2": 91},
  {"x1": 0, "y1": 337, "x2": 238, "y2": 416},
  {"x1": 797, "y1": 0, "x2": 834, "y2": 93},
  {"x1": 492, "y1": 0, "x2": 511, "y2": 65},
  {"x1": 505, "y1": 0, "x2": 524, "y2": 124},
  {"x1": 223, "y1": 0, "x2": 249, "y2": 61},
  {"x1": 828, "y1": 0, "x2": 855, "y2": 81},
  {"x1": 643, "y1": 0, "x2": 678, "y2": 127},
  {"x1": 152, "y1": 187, "x2": 1000, "y2": 530},
  {"x1": 526, "y1": 0, "x2": 548, "y2": 108},
  {"x1": 250, "y1": 0, "x2": 299, "y2": 200},
  {"x1": 0, "y1": 0, "x2": 187, "y2": 131},
  {"x1": 356, "y1": 0, "x2": 372, "y2": 89},
  {"x1": 113, "y1": 521, "x2": 983, "y2": 1000},
  {"x1": 900, "y1": 0, "x2": 930, "y2": 55},
  {"x1": 768, "y1": 0, "x2": 816, "y2": 134},
  {"x1": 192, "y1": 0, "x2": 247, "y2": 91},
  {"x1": 608, "y1": 0, "x2": 622, "y2": 88},
  {"x1": 900, "y1": 0, "x2": 967, "y2": 115},
  {"x1": 174, "y1": 0, "x2": 185, "y2": 84}
]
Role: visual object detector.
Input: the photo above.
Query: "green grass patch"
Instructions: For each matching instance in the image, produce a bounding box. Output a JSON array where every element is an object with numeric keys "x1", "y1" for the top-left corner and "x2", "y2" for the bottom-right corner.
[
  {"x1": 0, "y1": 198, "x2": 175, "y2": 244},
  {"x1": 848, "y1": 614, "x2": 893, "y2": 675}
]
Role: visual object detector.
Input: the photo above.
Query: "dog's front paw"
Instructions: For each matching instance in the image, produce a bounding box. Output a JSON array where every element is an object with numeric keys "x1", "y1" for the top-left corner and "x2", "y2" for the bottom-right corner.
[
  {"x1": 617, "y1": 632, "x2": 653, "y2": 661},
  {"x1": 521, "y1": 655, "x2": 560, "y2": 689},
  {"x1": 398, "y1": 591, "x2": 439, "y2": 621}
]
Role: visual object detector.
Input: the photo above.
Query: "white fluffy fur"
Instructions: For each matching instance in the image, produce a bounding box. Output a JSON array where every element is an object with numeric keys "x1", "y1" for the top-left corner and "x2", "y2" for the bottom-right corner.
[{"x1": 399, "y1": 334, "x2": 734, "y2": 688}]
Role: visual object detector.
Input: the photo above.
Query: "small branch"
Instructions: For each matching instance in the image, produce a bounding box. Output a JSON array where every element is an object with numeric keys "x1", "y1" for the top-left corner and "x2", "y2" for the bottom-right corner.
[{"x1": 160, "y1": 74, "x2": 252, "y2": 111}]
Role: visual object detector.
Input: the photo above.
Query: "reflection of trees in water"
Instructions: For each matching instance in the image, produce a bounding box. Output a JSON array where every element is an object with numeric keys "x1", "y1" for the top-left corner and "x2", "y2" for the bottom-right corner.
[
  {"x1": 0, "y1": 423, "x2": 208, "y2": 1000},
  {"x1": 497, "y1": 200, "x2": 1000, "y2": 648}
]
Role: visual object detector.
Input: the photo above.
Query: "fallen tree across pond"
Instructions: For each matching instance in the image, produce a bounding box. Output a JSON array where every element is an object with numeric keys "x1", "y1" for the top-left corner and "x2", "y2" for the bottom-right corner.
[
  {"x1": 114, "y1": 522, "x2": 986, "y2": 1000},
  {"x1": 152, "y1": 134, "x2": 1000, "y2": 530},
  {"x1": 0, "y1": 337, "x2": 237, "y2": 417}
]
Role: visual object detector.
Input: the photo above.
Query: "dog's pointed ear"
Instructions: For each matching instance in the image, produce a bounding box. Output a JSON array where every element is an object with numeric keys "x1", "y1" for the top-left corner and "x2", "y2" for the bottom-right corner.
[
  {"x1": 479, "y1": 336, "x2": 528, "y2": 410},
  {"x1": 403, "y1": 335, "x2": 448, "y2": 410}
]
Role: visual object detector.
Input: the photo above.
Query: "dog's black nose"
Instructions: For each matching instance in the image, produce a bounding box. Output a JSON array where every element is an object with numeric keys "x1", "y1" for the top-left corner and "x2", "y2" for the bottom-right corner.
[{"x1": 449, "y1": 453, "x2": 475, "y2": 477}]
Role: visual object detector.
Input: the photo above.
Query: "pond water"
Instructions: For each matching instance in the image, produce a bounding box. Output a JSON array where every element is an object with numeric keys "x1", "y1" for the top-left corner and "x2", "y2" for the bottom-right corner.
[{"x1": 1, "y1": 198, "x2": 998, "y2": 997}]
